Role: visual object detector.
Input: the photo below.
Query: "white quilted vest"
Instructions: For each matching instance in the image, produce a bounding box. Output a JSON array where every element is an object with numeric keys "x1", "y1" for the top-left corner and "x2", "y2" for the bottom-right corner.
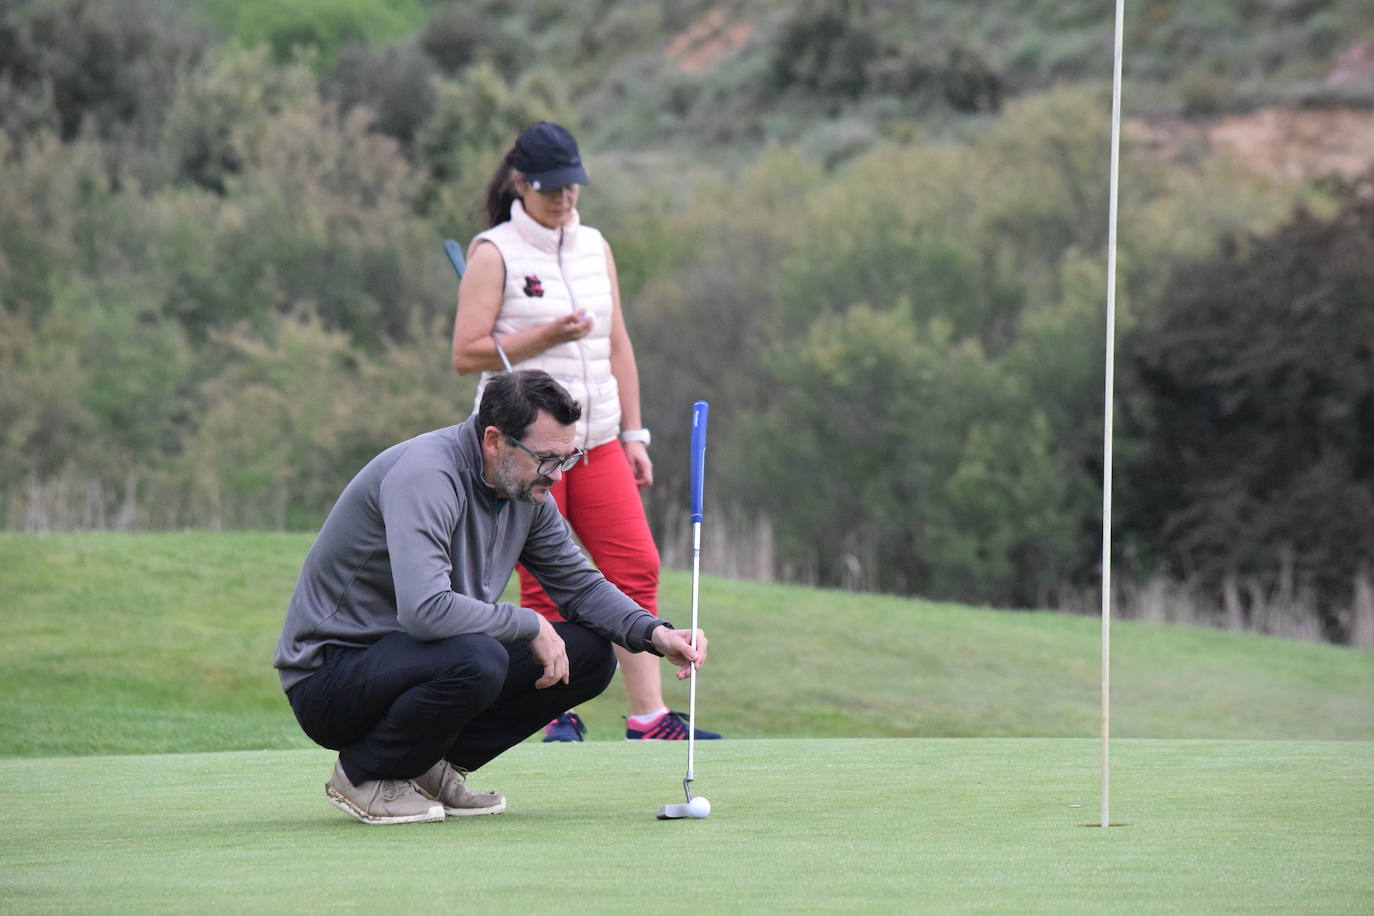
[{"x1": 472, "y1": 200, "x2": 620, "y2": 450}]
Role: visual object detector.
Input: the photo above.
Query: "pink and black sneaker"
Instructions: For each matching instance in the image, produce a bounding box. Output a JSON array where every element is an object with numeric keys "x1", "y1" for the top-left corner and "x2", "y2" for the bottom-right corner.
[
  {"x1": 625, "y1": 709, "x2": 722, "y2": 741},
  {"x1": 543, "y1": 711, "x2": 586, "y2": 743}
]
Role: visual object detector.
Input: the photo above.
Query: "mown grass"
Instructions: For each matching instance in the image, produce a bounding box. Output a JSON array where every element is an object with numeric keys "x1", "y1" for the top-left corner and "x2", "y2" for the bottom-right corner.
[
  {"x1": 2, "y1": 533, "x2": 1371, "y2": 913},
  {"x1": 1, "y1": 532, "x2": 1370, "y2": 759},
  {"x1": 2, "y1": 739, "x2": 1371, "y2": 913}
]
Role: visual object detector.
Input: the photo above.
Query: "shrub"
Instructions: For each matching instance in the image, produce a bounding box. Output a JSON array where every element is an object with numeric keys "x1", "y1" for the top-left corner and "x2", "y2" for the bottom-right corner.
[
  {"x1": 415, "y1": 63, "x2": 571, "y2": 237},
  {"x1": 1122, "y1": 171, "x2": 1374, "y2": 641},
  {"x1": 769, "y1": 0, "x2": 879, "y2": 99},
  {"x1": 324, "y1": 41, "x2": 438, "y2": 150},
  {"x1": 418, "y1": 4, "x2": 523, "y2": 80},
  {"x1": 201, "y1": 0, "x2": 427, "y2": 68},
  {"x1": 0, "y1": 0, "x2": 207, "y2": 143},
  {"x1": 159, "y1": 45, "x2": 316, "y2": 193}
]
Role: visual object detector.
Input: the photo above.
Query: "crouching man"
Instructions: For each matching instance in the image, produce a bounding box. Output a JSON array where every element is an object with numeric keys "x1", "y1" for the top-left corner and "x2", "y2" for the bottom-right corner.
[{"x1": 273, "y1": 369, "x2": 707, "y2": 824}]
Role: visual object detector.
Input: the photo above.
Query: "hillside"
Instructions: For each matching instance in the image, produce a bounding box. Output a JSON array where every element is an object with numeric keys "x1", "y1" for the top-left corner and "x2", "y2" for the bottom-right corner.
[
  {"x1": 3, "y1": 0, "x2": 1374, "y2": 643},
  {"x1": 1, "y1": 532, "x2": 1369, "y2": 759},
  {"x1": 577, "y1": 2, "x2": 1374, "y2": 155},
  {"x1": 179, "y1": 1, "x2": 1374, "y2": 158},
  {"x1": 1132, "y1": 106, "x2": 1374, "y2": 181}
]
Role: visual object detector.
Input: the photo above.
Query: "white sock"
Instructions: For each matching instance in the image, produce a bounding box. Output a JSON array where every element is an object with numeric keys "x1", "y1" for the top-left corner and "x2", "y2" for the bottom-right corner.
[{"x1": 627, "y1": 706, "x2": 669, "y2": 726}]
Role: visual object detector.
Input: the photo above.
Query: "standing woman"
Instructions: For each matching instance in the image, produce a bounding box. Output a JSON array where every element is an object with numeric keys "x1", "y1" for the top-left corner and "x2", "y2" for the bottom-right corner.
[{"x1": 453, "y1": 122, "x2": 720, "y2": 742}]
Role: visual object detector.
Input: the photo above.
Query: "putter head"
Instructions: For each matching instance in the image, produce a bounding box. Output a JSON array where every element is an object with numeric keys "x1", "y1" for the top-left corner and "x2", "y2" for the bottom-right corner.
[
  {"x1": 657, "y1": 803, "x2": 691, "y2": 820},
  {"x1": 657, "y1": 775, "x2": 695, "y2": 818}
]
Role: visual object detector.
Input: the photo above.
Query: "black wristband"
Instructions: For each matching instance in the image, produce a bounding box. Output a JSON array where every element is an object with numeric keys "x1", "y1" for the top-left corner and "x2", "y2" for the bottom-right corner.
[{"x1": 646, "y1": 619, "x2": 673, "y2": 656}]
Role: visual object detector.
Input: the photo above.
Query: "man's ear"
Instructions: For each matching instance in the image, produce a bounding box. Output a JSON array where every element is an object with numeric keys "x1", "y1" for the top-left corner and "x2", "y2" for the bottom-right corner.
[{"x1": 481, "y1": 425, "x2": 504, "y2": 457}]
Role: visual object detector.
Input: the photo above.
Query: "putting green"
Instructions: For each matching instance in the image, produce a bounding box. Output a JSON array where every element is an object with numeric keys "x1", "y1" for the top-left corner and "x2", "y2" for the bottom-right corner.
[{"x1": 3, "y1": 738, "x2": 1370, "y2": 913}]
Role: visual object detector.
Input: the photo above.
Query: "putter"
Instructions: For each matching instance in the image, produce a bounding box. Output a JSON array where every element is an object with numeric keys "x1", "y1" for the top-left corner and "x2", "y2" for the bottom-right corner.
[
  {"x1": 444, "y1": 238, "x2": 512, "y2": 371},
  {"x1": 442, "y1": 238, "x2": 467, "y2": 280},
  {"x1": 658, "y1": 401, "x2": 710, "y2": 821}
]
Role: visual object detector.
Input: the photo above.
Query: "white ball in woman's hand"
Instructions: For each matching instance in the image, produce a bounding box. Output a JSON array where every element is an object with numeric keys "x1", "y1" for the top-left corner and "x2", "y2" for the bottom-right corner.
[{"x1": 576, "y1": 310, "x2": 596, "y2": 331}]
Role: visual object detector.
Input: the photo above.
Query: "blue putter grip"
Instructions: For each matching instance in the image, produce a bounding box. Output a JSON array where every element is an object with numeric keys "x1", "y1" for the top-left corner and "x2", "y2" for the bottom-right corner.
[
  {"x1": 690, "y1": 401, "x2": 709, "y2": 523},
  {"x1": 443, "y1": 239, "x2": 466, "y2": 279}
]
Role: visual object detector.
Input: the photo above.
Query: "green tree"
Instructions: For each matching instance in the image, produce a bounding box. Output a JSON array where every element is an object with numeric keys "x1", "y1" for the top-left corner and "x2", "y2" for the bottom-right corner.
[
  {"x1": 1121, "y1": 172, "x2": 1374, "y2": 639},
  {"x1": 0, "y1": 279, "x2": 194, "y2": 528},
  {"x1": 183, "y1": 307, "x2": 466, "y2": 530},
  {"x1": 0, "y1": 0, "x2": 207, "y2": 144},
  {"x1": 416, "y1": 63, "x2": 571, "y2": 237},
  {"x1": 743, "y1": 300, "x2": 1080, "y2": 603},
  {"x1": 150, "y1": 83, "x2": 447, "y2": 348},
  {"x1": 629, "y1": 148, "x2": 823, "y2": 519},
  {"x1": 418, "y1": 3, "x2": 523, "y2": 81},
  {"x1": 159, "y1": 44, "x2": 316, "y2": 192},
  {"x1": 770, "y1": 0, "x2": 880, "y2": 99},
  {"x1": 324, "y1": 41, "x2": 438, "y2": 151},
  {"x1": 0, "y1": 298, "x2": 98, "y2": 490},
  {"x1": 200, "y1": 0, "x2": 427, "y2": 68}
]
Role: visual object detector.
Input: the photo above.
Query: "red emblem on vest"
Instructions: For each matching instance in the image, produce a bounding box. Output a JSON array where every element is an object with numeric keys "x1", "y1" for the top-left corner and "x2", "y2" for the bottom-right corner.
[{"x1": 523, "y1": 275, "x2": 544, "y2": 297}]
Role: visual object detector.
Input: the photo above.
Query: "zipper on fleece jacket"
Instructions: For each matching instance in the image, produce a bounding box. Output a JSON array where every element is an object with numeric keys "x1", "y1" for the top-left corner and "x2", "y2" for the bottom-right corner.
[
  {"x1": 557, "y1": 225, "x2": 595, "y2": 459},
  {"x1": 484, "y1": 498, "x2": 507, "y2": 597}
]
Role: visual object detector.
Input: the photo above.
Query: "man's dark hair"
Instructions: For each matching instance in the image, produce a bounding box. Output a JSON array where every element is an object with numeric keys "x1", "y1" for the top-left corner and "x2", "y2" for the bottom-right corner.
[{"x1": 477, "y1": 370, "x2": 581, "y2": 439}]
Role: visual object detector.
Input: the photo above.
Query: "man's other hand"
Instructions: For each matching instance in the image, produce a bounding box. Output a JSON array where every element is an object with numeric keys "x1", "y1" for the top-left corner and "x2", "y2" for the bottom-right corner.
[{"x1": 529, "y1": 617, "x2": 570, "y2": 688}]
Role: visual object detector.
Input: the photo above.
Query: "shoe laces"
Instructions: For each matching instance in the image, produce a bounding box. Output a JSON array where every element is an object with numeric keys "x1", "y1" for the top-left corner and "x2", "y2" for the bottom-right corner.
[
  {"x1": 556, "y1": 712, "x2": 587, "y2": 735},
  {"x1": 429, "y1": 761, "x2": 471, "y2": 793},
  {"x1": 447, "y1": 765, "x2": 498, "y2": 799},
  {"x1": 658, "y1": 711, "x2": 690, "y2": 738},
  {"x1": 380, "y1": 778, "x2": 419, "y2": 801}
]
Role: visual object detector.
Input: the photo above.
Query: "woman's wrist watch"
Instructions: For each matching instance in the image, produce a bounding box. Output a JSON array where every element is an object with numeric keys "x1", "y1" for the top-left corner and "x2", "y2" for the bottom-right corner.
[{"x1": 620, "y1": 428, "x2": 651, "y2": 445}]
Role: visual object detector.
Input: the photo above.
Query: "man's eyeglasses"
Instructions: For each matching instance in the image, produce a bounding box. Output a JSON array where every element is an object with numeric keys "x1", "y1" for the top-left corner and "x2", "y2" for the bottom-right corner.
[{"x1": 505, "y1": 434, "x2": 584, "y2": 476}]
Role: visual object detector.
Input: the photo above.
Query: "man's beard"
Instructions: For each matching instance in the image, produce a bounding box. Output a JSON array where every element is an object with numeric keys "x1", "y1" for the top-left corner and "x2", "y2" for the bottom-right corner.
[{"x1": 493, "y1": 451, "x2": 553, "y2": 504}]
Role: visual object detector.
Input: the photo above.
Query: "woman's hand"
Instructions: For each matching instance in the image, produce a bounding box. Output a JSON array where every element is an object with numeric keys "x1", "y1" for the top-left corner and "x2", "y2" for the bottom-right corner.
[
  {"x1": 623, "y1": 440, "x2": 653, "y2": 487},
  {"x1": 542, "y1": 310, "x2": 596, "y2": 346}
]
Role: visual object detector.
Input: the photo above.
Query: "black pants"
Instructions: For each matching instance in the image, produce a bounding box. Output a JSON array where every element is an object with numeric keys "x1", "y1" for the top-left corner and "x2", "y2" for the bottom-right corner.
[{"x1": 286, "y1": 622, "x2": 616, "y2": 785}]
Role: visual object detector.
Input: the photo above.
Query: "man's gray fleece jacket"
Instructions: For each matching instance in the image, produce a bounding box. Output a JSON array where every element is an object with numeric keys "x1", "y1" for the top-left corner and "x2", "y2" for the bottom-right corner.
[{"x1": 273, "y1": 416, "x2": 664, "y2": 691}]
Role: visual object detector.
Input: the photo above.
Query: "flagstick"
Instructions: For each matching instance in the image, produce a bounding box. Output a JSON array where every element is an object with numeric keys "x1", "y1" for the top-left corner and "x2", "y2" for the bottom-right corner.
[{"x1": 1101, "y1": 0, "x2": 1127, "y2": 830}]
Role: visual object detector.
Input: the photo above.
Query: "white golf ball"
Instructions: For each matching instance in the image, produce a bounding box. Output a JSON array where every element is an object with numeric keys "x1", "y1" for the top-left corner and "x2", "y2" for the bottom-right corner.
[
  {"x1": 687, "y1": 796, "x2": 711, "y2": 819},
  {"x1": 577, "y1": 309, "x2": 596, "y2": 330}
]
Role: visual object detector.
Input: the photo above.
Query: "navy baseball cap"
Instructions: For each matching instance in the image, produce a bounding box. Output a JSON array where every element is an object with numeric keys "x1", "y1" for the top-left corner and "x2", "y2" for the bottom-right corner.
[{"x1": 508, "y1": 122, "x2": 590, "y2": 191}]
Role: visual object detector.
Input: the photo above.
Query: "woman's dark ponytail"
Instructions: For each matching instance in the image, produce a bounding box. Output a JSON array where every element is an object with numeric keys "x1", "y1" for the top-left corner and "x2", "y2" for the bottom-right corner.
[{"x1": 483, "y1": 150, "x2": 519, "y2": 228}]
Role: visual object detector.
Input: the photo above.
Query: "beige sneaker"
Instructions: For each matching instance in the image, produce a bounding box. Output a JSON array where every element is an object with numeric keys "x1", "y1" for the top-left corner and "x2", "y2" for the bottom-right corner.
[
  {"x1": 325, "y1": 760, "x2": 445, "y2": 825},
  {"x1": 415, "y1": 760, "x2": 507, "y2": 816}
]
